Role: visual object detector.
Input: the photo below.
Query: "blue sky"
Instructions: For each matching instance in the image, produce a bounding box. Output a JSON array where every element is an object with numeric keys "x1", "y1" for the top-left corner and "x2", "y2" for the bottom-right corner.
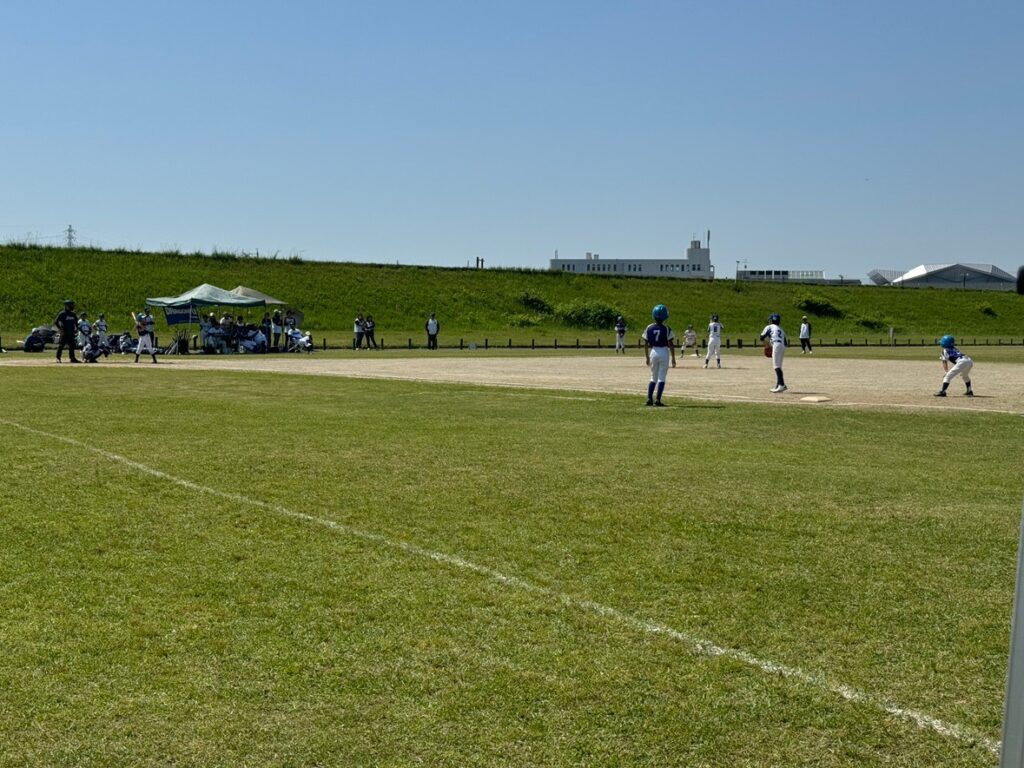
[{"x1": 2, "y1": 1, "x2": 1020, "y2": 279}]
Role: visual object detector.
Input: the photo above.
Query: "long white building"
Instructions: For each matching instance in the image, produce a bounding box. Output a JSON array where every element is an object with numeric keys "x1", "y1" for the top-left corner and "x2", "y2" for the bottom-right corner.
[{"x1": 549, "y1": 239, "x2": 715, "y2": 279}]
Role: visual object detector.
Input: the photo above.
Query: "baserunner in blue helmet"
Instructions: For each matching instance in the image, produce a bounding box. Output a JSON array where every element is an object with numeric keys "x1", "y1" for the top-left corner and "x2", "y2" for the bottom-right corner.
[
  {"x1": 934, "y1": 335, "x2": 975, "y2": 397},
  {"x1": 643, "y1": 304, "x2": 676, "y2": 406}
]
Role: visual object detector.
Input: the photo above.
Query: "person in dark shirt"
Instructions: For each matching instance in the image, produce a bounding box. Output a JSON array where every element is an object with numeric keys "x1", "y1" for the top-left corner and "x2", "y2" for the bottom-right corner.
[{"x1": 54, "y1": 299, "x2": 81, "y2": 363}]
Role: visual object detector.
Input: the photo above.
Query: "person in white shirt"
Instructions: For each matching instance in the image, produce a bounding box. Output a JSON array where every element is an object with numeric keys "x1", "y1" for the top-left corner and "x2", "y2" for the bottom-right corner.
[
  {"x1": 799, "y1": 316, "x2": 813, "y2": 354},
  {"x1": 425, "y1": 313, "x2": 440, "y2": 350},
  {"x1": 354, "y1": 314, "x2": 366, "y2": 350},
  {"x1": 704, "y1": 314, "x2": 723, "y2": 368},
  {"x1": 759, "y1": 312, "x2": 787, "y2": 393}
]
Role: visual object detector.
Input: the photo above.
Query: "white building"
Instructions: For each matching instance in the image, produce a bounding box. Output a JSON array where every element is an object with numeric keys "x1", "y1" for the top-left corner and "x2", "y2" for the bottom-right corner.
[
  {"x1": 879, "y1": 263, "x2": 1015, "y2": 291},
  {"x1": 549, "y1": 240, "x2": 714, "y2": 279}
]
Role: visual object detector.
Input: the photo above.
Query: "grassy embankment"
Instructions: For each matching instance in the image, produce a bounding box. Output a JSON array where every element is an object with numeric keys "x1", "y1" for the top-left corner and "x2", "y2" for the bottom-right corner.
[{"x1": 2, "y1": 243, "x2": 1022, "y2": 347}]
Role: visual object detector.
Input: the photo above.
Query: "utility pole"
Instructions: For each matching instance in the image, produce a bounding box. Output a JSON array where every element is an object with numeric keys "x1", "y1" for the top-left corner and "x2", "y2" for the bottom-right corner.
[{"x1": 64, "y1": 224, "x2": 76, "y2": 248}]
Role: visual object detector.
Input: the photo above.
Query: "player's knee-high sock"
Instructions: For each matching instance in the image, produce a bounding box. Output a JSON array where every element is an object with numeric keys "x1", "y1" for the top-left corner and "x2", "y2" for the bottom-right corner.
[
  {"x1": 656, "y1": 382, "x2": 665, "y2": 402},
  {"x1": 647, "y1": 381, "x2": 655, "y2": 401},
  {"x1": 940, "y1": 381, "x2": 950, "y2": 393},
  {"x1": 964, "y1": 378, "x2": 972, "y2": 391},
  {"x1": 776, "y1": 368, "x2": 785, "y2": 387}
]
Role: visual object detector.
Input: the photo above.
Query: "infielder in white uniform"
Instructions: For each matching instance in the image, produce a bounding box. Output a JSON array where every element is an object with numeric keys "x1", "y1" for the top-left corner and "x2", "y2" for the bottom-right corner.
[
  {"x1": 643, "y1": 304, "x2": 676, "y2": 406},
  {"x1": 614, "y1": 316, "x2": 627, "y2": 354},
  {"x1": 934, "y1": 335, "x2": 974, "y2": 397},
  {"x1": 704, "y1": 314, "x2": 723, "y2": 368},
  {"x1": 134, "y1": 308, "x2": 159, "y2": 363},
  {"x1": 759, "y1": 312, "x2": 787, "y2": 393},
  {"x1": 682, "y1": 324, "x2": 699, "y2": 357}
]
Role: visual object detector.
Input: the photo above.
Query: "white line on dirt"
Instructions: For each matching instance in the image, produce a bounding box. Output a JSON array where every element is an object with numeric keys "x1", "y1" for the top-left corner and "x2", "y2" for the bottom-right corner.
[{"x1": 0, "y1": 417, "x2": 1002, "y2": 758}]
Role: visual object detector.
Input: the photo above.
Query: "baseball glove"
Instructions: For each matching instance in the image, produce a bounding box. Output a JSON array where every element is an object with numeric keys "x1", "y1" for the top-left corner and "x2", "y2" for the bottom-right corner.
[{"x1": 762, "y1": 342, "x2": 772, "y2": 358}]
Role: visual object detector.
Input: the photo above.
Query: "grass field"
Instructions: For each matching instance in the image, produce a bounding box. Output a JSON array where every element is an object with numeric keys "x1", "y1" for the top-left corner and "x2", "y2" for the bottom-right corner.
[{"x1": 1, "y1": 360, "x2": 1021, "y2": 766}]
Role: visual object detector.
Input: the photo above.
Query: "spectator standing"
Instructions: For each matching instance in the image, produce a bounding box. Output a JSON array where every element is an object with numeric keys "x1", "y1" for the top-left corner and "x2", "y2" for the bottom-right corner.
[
  {"x1": 134, "y1": 308, "x2": 159, "y2": 364},
  {"x1": 354, "y1": 313, "x2": 366, "y2": 350},
  {"x1": 799, "y1": 316, "x2": 813, "y2": 354},
  {"x1": 55, "y1": 299, "x2": 81, "y2": 363},
  {"x1": 364, "y1": 314, "x2": 378, "y2": 349},
  {"x1": 260, "y1": 312, "x2": 272, "y2": 348},
  {"x1": 425, "y1": 312, "x2": 440, "y2": 350},
  {"x1": 271, "y1": 309, "x2": 283, "y2": 351}
]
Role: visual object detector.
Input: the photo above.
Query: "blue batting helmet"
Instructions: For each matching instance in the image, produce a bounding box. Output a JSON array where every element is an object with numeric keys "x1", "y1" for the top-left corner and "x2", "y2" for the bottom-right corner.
[
  {"x1": 769, "y1": 312, "x2": 781, "y2": 324},
  {"x1": 711, "y1": 314, "x2": 719, "y2": 322},
  {"x1": 939, "y1": 334, "x2": 955, "y2": 348},
  {"x1": 652, "y1": 304, "x2": 669, "y2": 321}
]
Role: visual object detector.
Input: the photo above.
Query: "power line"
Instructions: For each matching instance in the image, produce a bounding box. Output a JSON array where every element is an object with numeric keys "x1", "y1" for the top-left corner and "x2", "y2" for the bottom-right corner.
[{"x1": 64, "y1": 224, "x2": 76, "y2": 248}]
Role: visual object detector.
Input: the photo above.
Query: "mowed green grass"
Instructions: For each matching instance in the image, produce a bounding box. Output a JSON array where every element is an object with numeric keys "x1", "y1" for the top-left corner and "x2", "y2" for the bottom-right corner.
[{"x1": 0, "y1": 366, "x2": 1020, "y2": 766}]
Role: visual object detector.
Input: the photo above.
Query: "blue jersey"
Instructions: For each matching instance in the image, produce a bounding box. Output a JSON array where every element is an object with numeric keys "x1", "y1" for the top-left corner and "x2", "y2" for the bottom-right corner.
[
  {"x1": 615, "y1": 321, "x2": 626, "y2": 335},
  {"x1": 941, "y1": 346, "x2": 970, "y2": 364},
  {"x1": 643, "y1": 322, "x2": 674, "y2": 348}
]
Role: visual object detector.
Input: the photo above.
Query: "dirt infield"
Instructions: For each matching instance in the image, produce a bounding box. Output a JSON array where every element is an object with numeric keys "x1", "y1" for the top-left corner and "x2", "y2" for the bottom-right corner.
[{"x1": 4, "y1": 351, "x2": 1022, "y2": 414}]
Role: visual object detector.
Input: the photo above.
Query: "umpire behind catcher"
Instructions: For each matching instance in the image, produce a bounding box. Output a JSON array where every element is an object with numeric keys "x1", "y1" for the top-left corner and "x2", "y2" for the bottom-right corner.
[{"x1": 54, "y1": 299, "x2": 81, "y2": 363}]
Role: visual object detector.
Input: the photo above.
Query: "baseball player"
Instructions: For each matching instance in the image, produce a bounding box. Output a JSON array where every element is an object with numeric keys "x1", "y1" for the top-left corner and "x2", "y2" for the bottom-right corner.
[
  {"x1": 682, "y1": 324, "x2": 700, "y2": 357},
  {"x1": 614, "y1": 316, "x2": 627, "y2": 354},
  {"x1": 643, "y1": 304, "x2": 676, "y2": 407},
  {"x1": 76, "y1": 312, "x2": 92, "y2": 349},
  {"x1": 759, "y1": 312, "x2": 787, "y2": 393},
  {"x1": 934, "y1": 335, "x2": 974, "y2": 397},
  {"x1": 704, "y1": 314, "x2": 723, "y2": 368},
  {"x1": 134, "y1": 308, "x2": 159, "y2": 364},
  {"x1": 54, "y1": 299, "x2": 81, "y2": 363},
  {"x1": 95, "y1": 313, "x2": 109, "y2": 346}
]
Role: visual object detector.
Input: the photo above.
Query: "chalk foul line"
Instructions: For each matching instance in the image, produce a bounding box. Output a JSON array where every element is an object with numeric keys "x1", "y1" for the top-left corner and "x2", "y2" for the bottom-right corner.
[{"x1": 0, "y1": 417, "x2": 1000, "y2": 757}]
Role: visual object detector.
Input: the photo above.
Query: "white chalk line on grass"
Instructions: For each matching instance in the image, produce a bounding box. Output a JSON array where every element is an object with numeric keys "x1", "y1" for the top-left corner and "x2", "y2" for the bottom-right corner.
[{"x1": 0, "y1": 416, "x2": 1001, "y2": 757}]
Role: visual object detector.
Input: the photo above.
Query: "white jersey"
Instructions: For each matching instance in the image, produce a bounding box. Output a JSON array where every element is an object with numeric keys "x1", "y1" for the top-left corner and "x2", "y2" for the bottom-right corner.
[
  {"x1": 78, "y1": 319, "x2": 91, "y2": 335},
  {"x1": 683, "y1": 329, "x2": 697, "y2": 345},
  {"x1": 760, "y1": 324, "x2": 786, "y2": 346},
  {"x1": 707, "y1": 321, "x2": 723, "y2": 340}
]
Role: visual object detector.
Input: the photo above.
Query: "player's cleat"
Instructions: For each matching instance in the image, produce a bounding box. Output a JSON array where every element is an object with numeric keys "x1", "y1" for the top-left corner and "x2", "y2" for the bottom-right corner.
[
  {"x1": 776, "y1": 385, "x2": 787, "y2": 392},
  {"x1": 770, "y1": 386, "x2": 780, "y2": 392},
  {"x1": 933, "y1": 390, "x2": 946, "y2": 397},
  {"x1": 654, "y1": 401, "x2": 666, "y2": 407},
  {"x1": 646, "y1": 400, "x2": 654, "y2": 407},
  {"x1": 965, "y1": 390, "x2": 974, "y2": 397},
  {"x1": 716, "y1": 362, "x2": 721, "y2": 368},
  {"x1": 703, "y1": 362, "x2": 708, "y2": 368}
]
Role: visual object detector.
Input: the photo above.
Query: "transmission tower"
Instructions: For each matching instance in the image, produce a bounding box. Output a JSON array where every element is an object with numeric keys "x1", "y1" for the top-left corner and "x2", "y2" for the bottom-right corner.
[{"x1": 64, "y1": 224, "x2": 76, "y2": 247}]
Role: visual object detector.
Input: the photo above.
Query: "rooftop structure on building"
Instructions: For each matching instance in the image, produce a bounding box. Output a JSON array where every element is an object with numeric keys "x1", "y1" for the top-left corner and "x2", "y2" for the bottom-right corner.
[
  {"x1": 736, "y1": 269, "x2": 860, "y2": 286},
  {"x1": 873, "y1": 263, "x2": 1014, "y2": 290},
  {"x1": 549, "y1": 234, "x2": 714, "y2": 279}
]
